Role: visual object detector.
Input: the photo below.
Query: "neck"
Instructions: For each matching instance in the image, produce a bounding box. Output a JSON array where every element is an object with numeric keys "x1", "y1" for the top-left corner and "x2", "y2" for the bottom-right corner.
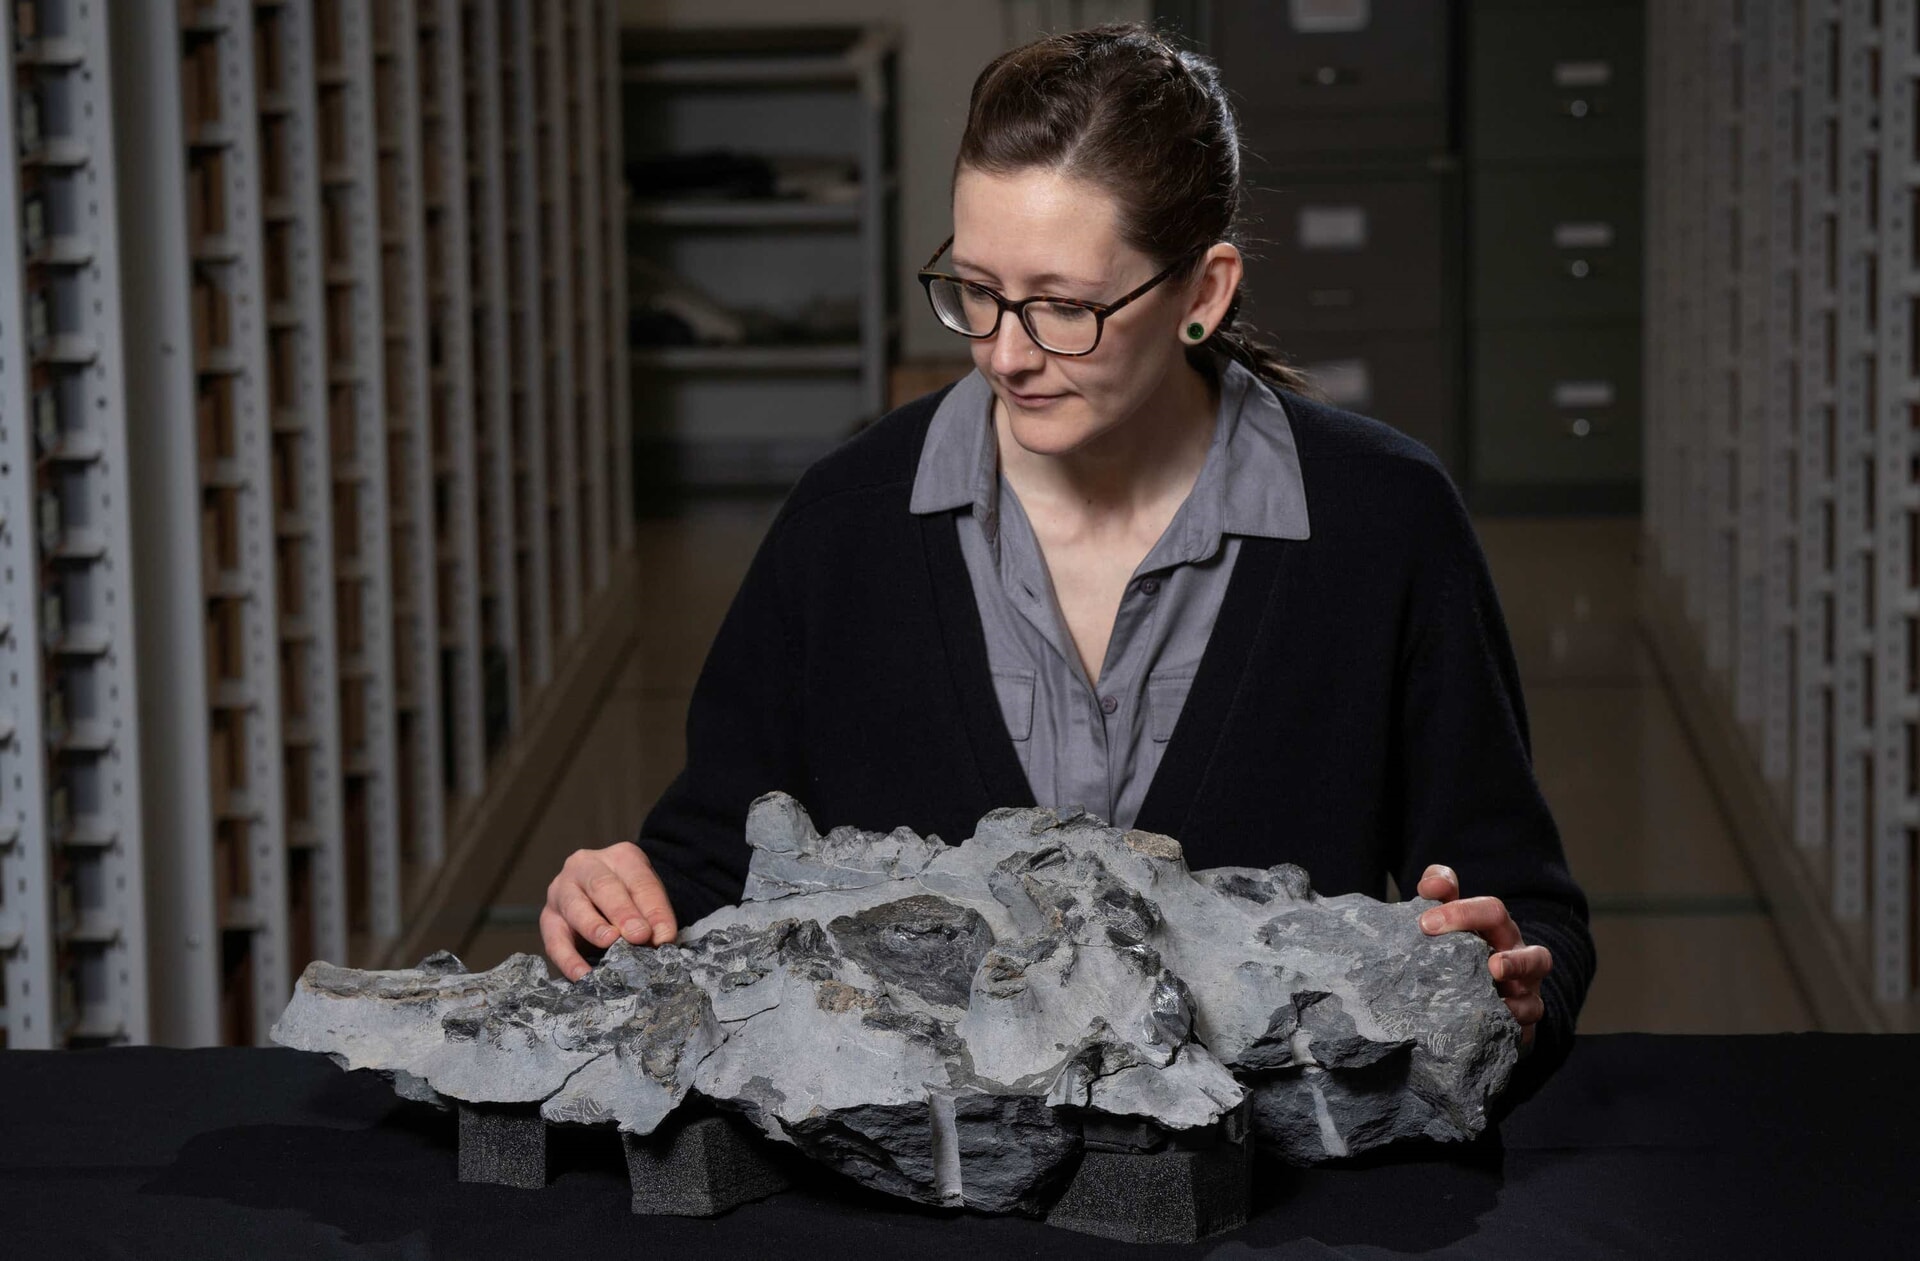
[{"x1": 996, "y1": 357, "x2": 1220, "y2": 521}]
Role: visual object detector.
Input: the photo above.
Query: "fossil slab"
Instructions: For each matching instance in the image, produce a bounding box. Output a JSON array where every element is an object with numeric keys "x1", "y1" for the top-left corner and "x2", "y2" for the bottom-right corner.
[{"x1": 273, "y1": 793, "x2": 1519, "y2": 1210}]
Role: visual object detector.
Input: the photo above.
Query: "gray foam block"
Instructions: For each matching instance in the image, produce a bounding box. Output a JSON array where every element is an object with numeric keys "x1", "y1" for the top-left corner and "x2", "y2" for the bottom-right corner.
[
  {"x1": 457, "y1": 1104, "x2": 548, "y2": 1190},
  {"x1": 623, "y1": 1113, "x2": 789, "y2": 1216},
  {"x1": 1044, "y1": 1123, "x2": 1253, "y2": 1244}
]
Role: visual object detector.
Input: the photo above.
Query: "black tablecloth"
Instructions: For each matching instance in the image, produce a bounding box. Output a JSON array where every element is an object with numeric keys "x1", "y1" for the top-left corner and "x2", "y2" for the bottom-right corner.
[{"x1": 3, "y1": 1033, "x2": 1915, "y2": 1259}]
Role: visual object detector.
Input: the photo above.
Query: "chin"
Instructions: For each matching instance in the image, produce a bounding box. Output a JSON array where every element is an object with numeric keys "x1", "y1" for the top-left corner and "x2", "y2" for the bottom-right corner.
[{"x1": 1003, "y1": 405, "x2": 1101, "y2": 456}]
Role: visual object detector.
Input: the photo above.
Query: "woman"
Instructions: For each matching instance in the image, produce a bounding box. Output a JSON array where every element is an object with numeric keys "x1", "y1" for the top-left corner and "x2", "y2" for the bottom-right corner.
[{"x1": 543, "y1": 23, "x2": 1593, "y2": 1100}]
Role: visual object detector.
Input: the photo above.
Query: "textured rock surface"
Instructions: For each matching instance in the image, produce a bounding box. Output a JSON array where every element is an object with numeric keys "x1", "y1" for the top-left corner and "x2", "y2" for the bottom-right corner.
[{"x1": 273, "y1": 793, "x2": 1519, "y2": 1212}]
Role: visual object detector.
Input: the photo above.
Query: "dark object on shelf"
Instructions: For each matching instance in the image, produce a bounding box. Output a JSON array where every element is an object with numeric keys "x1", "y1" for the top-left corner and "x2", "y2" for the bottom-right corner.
[
  {"x1": 628, "y1": 149, "x2": 775, "y2": 199},
  {"x1": 623, "y1": 1113, "x2": 789, "y2": 1216},
  {"x1": 1045, "y1": 1111, "x2": 1253, "y2": 1244},
  {"x1": 458, "y1": 1104, "x2": 547, "y2": 1190}
]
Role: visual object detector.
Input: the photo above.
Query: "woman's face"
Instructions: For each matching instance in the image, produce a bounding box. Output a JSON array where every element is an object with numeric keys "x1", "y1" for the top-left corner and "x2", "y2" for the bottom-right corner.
[{"x1": 949, "y1": 165, "x2": 1219, "y2": 459}]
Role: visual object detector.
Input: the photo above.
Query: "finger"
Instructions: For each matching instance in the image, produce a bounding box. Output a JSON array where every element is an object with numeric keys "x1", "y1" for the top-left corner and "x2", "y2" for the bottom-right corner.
[
  {"x1": 1503, "y1": 991, "x2": 1545, "y2": 1029},
  {"x1": 603, "y1": 844, "x2": 679, "y2": 944},
  {"x1": 1419, "y1": 896, "x2": 1524, "y2": 950},
  {"x1": 540, "y1": 906, "x2": 592, "y2": 982},
  {"x1": 1415, "y1": 865, "x2": 1459, "y2": 902},
  {"x1": 585, "y1": 867, "x2": 650, "y2": 945},
  {"x1": 555, "y1": 884, "x2": 620, "y2": 951},
  {"x1": 1491, "y1": 944, "x2": 1553, "y2": 984}
]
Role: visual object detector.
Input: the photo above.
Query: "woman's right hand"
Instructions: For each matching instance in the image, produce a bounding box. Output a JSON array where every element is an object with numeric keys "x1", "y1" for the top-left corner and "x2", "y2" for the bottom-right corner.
[{"x1": 540, "y1": 842, "x2": 680, "y2": 981}]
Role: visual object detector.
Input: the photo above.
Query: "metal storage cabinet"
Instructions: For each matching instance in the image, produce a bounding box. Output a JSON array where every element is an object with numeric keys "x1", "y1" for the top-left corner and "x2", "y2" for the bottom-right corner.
[
  {"x1": 1470, "y1": 324, "x2": 1640, "y2": 484},
  {"x1": 1468, "y1": 2, "x2": 1645, "y2": 164},
  {"x1": 1237, "y1": 173, "x2": 1449, "y2": 333},
  {"x1": 1210, "y1": 0, "x2": 1449, "y2": 159},
  {"x1": 1468, "y1": 167, "x2": 1642, "y2": 322},
  {"x1": 1201, "y1": 1, "x2": 1463, "y2": 473},
  {"x1": 1466, "y1": 0, "x2": 1644, "y2": 510}
]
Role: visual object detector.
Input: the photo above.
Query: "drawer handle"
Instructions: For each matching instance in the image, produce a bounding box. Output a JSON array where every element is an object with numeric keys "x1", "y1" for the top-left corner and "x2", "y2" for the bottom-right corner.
[
  {"x1": 1564, "y1": 416, "x2": 1602, "y2": 438},
  {"x1": 1289, "y1": 0, "x2": 1371, "y2": 34},
  {"x1": 1566, "y1": 98, "x2": 1592, "y2": 119},
  {"x1": 1303, "y1": 358, "x2": 1372, "y2": 409},
  {"x1": 1553, "y1": 380, "x2": 1615, "y2": 409},
  {"x1": 1554, "y1": 60, "x2": 1613, "y2": 88},
  {"x1": 1298, "y1": 205, "x2": 1368, "y2": 249},
  {"x1": 1553, "y1": 222, "x2": 1615, "y2": 249}
]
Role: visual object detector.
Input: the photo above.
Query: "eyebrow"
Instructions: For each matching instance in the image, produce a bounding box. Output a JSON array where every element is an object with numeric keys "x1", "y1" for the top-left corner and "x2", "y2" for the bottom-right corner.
[{"x1": 950, "y1": 256, "x2": 1099, "y2": 293}]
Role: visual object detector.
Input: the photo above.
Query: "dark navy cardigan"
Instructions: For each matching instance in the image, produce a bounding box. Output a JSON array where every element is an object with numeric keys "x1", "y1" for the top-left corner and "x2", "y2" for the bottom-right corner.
[{"x1": 637, "y1": 383, "x2": 1596, "y2": 1104}]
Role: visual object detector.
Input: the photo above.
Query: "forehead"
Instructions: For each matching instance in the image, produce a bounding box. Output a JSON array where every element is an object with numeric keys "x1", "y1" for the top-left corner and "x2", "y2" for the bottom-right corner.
[{"x1": 950, "y1": 166, "x2": 1129, "y2": 289}]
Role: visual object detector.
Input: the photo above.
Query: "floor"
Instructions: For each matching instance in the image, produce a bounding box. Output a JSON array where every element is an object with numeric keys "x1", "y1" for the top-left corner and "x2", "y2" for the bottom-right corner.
[{"x1": 463, "y1": 504, "x2": 1816, "y2": 1036}]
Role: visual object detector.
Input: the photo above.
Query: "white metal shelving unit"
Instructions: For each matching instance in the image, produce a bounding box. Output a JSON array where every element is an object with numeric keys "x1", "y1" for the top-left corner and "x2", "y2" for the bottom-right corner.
[
  {"x1": 503, "y1": 0, "x2": 552, "y2": 695},
  {"x1": 537, "y1": 3, "x2": 582, "y2": 643},
  {"x1": 1, "y1": 0, "x2": 632, "y2": 1047},
  {"x1": 571, "y1": 0, "x2": 610, "y2": 597},
  {"x1": 601, "y1": 0, "x2": 633, "y2": 558},
  {"x1": 179, "y1": 0, "x2": 293, "y2": 1046},
  {"x1": 419, "y1": 0, "x2": 483, "y2": 805},
  {"x1": 1647, "y1": 0, "x2": 1920, "y2": 1018},
  {"x1": 466, "y1": 0, "x2": 520, "y2": 750},
  {"x1": 2, "y1": 0, "x2": 151, "y2": 1048},
  {"x1": 314, "y1": 0, "x2": 404, "y2": 945},
  {"x1": 253, "y1": 0, "x2": 349, "y2": 974},
  {"x1": 370, "y1": 0, "x2": 446, "y2": 886}
]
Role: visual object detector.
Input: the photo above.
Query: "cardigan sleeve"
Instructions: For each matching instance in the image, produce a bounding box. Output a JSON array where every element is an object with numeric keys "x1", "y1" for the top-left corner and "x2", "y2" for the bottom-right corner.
[
  {"x1": 1389, "y1": 459, "x2": 1597, "y2": 1109},
  {"x1": 630, "y1": 509, "x2": 808, "y2": 930}
]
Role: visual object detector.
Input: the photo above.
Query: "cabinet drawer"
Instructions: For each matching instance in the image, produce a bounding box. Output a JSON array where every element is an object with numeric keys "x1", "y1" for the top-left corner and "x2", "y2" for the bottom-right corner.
[
  {"x1": 1241, "y1": 174, "x2": 1450, "y2": 332},
  {"x1": 1213, "y1": 0, "x2": 1449, "y2": 157},
  {"x1": 1469, "y1": 4, "x2": 1644, "y2": 163},
  {"x1": 1471, "y1": 167, "x2": 1642, "y2": 322},
  {"x1": 1277, "y1": 328, "x2": 1459, "y2": 469},
  {"x1": 1471, "y1": 324, "x2": 1640, "y2": 484}
]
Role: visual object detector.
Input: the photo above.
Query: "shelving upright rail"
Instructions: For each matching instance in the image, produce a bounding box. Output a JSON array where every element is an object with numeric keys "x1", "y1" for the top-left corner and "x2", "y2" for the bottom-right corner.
[
  {"x1": 1645, "y1": 0, "x2": 1919, "y2": 1024},
  {"x1": 1, "y1": 0, "x2": 152, "y2": 1047},
  {"x1": 2, "y1": 0, "x2": 633, "y2": 1047}
]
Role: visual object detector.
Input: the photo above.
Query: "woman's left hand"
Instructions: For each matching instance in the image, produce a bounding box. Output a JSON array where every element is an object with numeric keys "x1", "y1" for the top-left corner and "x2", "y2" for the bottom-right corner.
[{"x1": 1416, "y1": 864, "x2": 1553, "y2": 1051}]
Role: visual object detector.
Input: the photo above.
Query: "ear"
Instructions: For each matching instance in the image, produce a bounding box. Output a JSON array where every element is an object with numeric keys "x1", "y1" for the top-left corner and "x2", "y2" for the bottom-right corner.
[{"x1": 1180, "y1": 243, "x2": 1244, "y2": 340}]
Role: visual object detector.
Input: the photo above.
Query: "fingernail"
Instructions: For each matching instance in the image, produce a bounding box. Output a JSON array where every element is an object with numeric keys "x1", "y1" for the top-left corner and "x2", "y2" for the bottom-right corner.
[
  {"x1": 1419, "y1": 910, "x2": 1443, "y2": 932},
  {"x1": 1491, "y1": 955, "x2": 1505, "y2": 980},
  {"x1": 570, "y1": 965, "x2": 589, "y2": 981},
  {"x1": 622, "y1": 918, "x2": 646, "y2": 941},
  {"x1": 596, "y1": 925, "x2": 617, "y2": 945}
]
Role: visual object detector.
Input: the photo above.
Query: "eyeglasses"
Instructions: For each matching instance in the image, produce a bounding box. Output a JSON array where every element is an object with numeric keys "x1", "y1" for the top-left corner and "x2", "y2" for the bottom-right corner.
[{"x1": 916, "y1": 235, "x2": 1192, "y2": 357}]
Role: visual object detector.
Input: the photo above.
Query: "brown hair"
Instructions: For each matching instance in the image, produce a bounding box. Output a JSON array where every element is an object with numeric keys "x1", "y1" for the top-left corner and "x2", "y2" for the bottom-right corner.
[{"x1": 954, "y1": 22, "x2": 1316, "y2": 398}]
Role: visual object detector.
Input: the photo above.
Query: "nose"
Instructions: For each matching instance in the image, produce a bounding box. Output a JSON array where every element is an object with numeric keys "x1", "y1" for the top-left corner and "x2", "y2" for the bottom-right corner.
[{"x1": 988, "y1": 309, "x2": 1044, "y2": 377}]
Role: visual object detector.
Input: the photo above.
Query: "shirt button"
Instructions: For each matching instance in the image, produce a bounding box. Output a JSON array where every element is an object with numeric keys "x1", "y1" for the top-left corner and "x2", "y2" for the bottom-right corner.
[
  {"x1": 1140, "y1": 578, "x2": 1161, "y2": 596},
  {"x1": 1100, "y1": 695, "x2": 1119, "y2": 715}
]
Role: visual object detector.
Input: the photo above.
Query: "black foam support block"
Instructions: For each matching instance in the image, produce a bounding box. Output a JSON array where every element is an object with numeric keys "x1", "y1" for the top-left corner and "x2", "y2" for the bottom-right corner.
[
  {"x1": 623, "y1": 1114, "x2": 789, "y2": 1216},
  {"x1": 1044, "y1": 1122, "x2": 1252, "y2": 1244},
  {"x1": 457, "y1": 1104, "x2": 548, "y2": 1190}
]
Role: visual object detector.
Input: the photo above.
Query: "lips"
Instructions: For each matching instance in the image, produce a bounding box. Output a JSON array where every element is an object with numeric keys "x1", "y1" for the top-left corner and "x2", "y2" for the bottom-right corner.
[{"x1": 1008, "y1": 390, "x2": 1065, "y2": 406}]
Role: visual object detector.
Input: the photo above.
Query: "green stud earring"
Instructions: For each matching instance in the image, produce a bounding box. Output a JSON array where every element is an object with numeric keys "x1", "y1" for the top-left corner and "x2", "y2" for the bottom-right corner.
[{"x1": 1186, "y1": 322, "x2": 1206, "y2": 342}]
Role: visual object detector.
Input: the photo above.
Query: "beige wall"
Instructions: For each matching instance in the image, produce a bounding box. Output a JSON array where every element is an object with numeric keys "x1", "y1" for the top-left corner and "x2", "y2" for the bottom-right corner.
[{"x1": 621, "y1": 0, "x2": 1149, "y2": 360}]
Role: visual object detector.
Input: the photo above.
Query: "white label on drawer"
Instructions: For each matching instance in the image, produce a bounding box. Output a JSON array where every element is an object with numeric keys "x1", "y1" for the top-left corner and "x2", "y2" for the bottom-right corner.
[
  {"x1": 1299, "y1": 206, "x2": 1369, "y2": 250},
  {"x1": 1552, "y1": 380, "x2": 1615, "y2": 409},
  {"x1": 1306, "y1": 359, "x2": 1372, "y2": 408},
  {"x1": 1289, "y1": 0, "x2": 1370, "y2": 33},
  {"x1": 1553, "y1": 60, "x2": 1613, "y2": 87},
  {"x1": 1553, "y1": 221, "x2": 1615, "y2": 249}
]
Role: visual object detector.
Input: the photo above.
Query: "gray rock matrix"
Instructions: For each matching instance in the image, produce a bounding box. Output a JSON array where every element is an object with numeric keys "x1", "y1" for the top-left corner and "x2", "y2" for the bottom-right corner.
[{"x1": 273, "y1": 793, "x2": 1519, "y2": 1211}]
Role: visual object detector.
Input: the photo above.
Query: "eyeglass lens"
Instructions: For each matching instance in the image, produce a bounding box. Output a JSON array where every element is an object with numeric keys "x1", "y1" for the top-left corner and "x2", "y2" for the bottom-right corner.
[{"x1": 926, "y1": 278, "x2": 1100, "y2": 354}]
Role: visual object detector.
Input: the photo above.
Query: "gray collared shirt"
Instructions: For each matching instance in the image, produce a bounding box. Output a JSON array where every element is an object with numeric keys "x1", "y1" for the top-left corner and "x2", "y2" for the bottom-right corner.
[{"x1": 908, "y1": 356, "x2": 1312, "y2": 829}]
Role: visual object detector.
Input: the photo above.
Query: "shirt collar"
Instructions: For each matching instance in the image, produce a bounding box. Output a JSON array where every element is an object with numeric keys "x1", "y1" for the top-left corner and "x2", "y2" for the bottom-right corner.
[{"x1": 908, "y1": 356, "x2": 1312, "y2": 547}]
